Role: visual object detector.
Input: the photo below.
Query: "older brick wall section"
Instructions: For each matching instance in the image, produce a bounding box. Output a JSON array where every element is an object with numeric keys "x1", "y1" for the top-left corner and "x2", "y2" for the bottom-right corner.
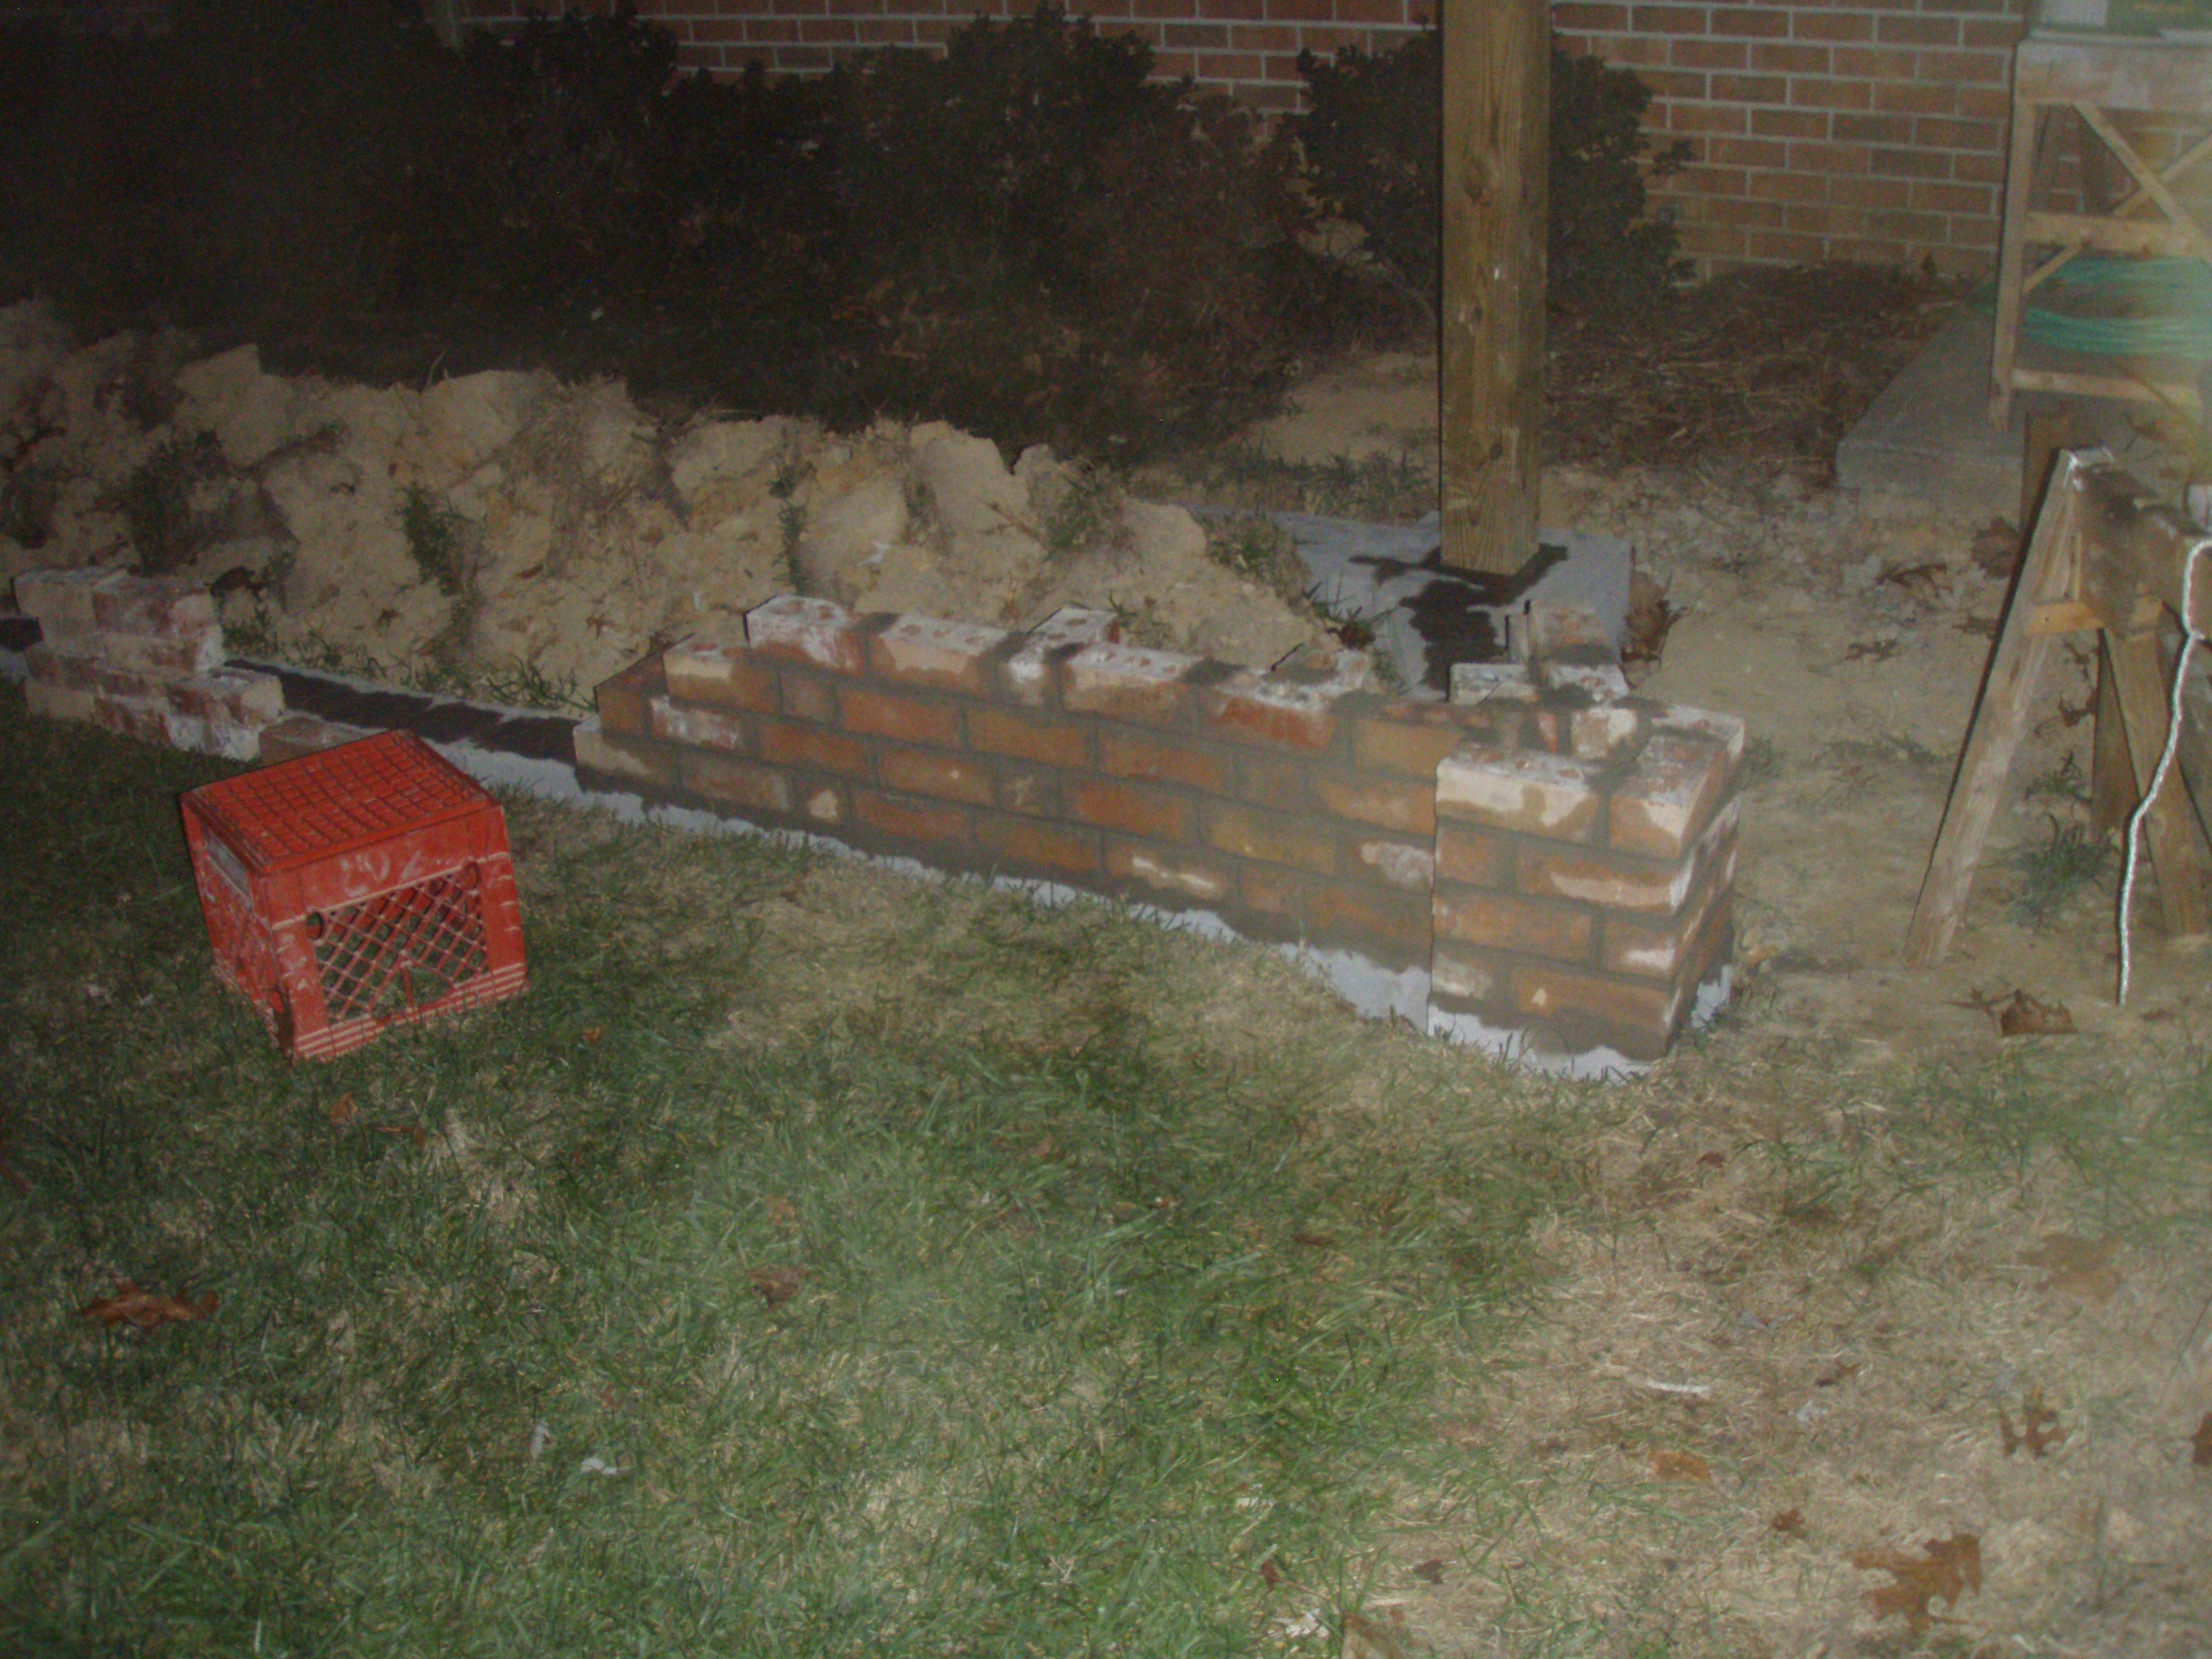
[{"x1": 577, "y1": 594, "x2": 1743, "y2": 1064}]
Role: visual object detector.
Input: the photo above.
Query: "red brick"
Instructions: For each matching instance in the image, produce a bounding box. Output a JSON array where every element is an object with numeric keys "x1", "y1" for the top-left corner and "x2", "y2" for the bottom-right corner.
[
  {"x1": 1434, "y1": 887, "x2": 1596, "y2": 962},
  {"x1": 171, "y1": 668, "x2": 283, "y2": 727},
  {"x1": 1068, "y1": 778, "x2": 1191, "y2": 842},
  {"x1": 1202, "y1": 801, "x2": 1336, "y2": 873},
  {"x1": 1315, "y1": 770, "x2": 1434, "y2": 835},
  {"x1": 89, "y1": 574, "x2": 217, "y2": 639},
  {"x1": 1429, "y1": 943, "x2": 1506, "y2": 1010},
  {"x1": 595, "y1": 653, "x2": 666, "y2": 734},
  {"x1": 1100, "y1": 729, "x2": 1230, "y2": 792},
  {"x1": 1106, "y1": 840, "x2": 1234, "y2": 907},
  {"x1": 1520, "y1": 842, "x2": 1700, "y2": 917},
  {"x1": 1601, "y1": 879, "x2": 1727, "y2": 981},
  {"x1": 880, "y1": 748, "x2": 996, "y2": 806},
  {"x1": 1435, "y1": 822, "x2": 1507, "y2": 886},
  {"x1": 1632, "y1": 5, "x2": 1716, "y2": 37},
  {"x1": 683, "y1": 752, "x2": 796, "y2": 814},
  {"x1": 1308, "y1": 880, "x2": 1430, "y2": 963},
  {"x1": 976, "y1": 814, "x2": 1102, "y2": 877},
  {"x1": 969, "y1": 705, "x2": 1092, "y2": 768},
  {"x1": 758, "y1": 716, "x2": 869, "y2": 777},
  {"x1": 650, "y1": 696, "x2": 751, "y2": 752},
  {"x1": 995, "y1": 767, "x2": 1060, "y2": 817},
  {"x1": 1509, "y1": 963, "x2": 1680, "y2": 1061},
  {"x1": 1061, "y1": 642, "x2": 1200, "y2": 724},
  {"x1": 855, "y1": 788, "x2": 974, "y2": 846},
  {"x1": 1200, "y1": 671, "x2": 1344, "y2": 751},
  {"x1": 867, "y1": 613, "x2": 1012, "y2": 693},
  {"x1": 1236, "y1": 863, "x2": 1305, "y2": 925},
  {"x1": 573, "y1": 723, "x2": 684, "y2": 790},
  {"x1": 1348, "y1": 835, "x2": 1434, "y2": 893},
  {"x1": 1791, "y1": 9, "x2": 1871, "y2": 42},
  {"x1": 1238, "y1": 751, "x2": 1310, "y2": 811},
  {"x1": 1608, "y1": 730, "x2": 1738, "y2": 858},
  {"x1": 1709, "y1": 6, "x2": 1789, "y2": 37},
  {"x1": 1436, "y1": 744, "x2": 1604, "y2": 840},
  {"x1": 747, "y1": 593, "x2": 871, "y2": 673},
  {"x1": 778, "y1": 670, "x2": 839, "y2": 724},
  {"x1": 1671, "y1": 36, "x2": 1744, "y2": 70},
  {"x1": 665, "y1": 639, "x2": 778, "y2": 711},
  {"x1": 840, "y1": 683, "x2": 961, "y2": 746},
  {"x1": 1350, "y1": 703, "x2": 1491, "y2": 779}
]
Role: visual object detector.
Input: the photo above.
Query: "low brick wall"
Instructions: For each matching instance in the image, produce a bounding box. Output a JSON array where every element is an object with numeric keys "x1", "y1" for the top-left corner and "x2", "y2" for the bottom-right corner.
[
  {"x1": 577, "y1": 595, "x2": 1744, "y2": 1066},
  {"x1": 14, "y1": 568, "x2": 284, "y2": 761}
]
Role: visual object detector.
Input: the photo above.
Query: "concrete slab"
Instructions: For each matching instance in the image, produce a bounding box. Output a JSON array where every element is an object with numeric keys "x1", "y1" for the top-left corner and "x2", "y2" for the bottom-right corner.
[
  {"x1": 1264, "y1": 509, "x2": 1636, "y2": 698},
  {"x1": 1836, "y1": 300, "x2": 2197, "y2": 517}
]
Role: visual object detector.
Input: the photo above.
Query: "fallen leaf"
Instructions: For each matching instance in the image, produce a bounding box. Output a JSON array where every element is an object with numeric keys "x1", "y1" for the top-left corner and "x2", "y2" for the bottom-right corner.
[
  {"x1": 2023, "y1": 1233, "x2": 2121, "y2": 1303},
  {"x1": 1955, "y1": 987, "x2": 2074, "y2": 1037},
  {"x1": 1843, "y1": 638, "x2": 1900, "y2": 664},
  {"x1": 328, "y1": 1092, "x2": 359, "y2": 1127},
  {"x1": 1771, "y1": 1508, "x2": 1805, "y2": 1535},
  {"x1": 1621, "y1": 570, "x2": 1681, "y2": 680},
  {"x1": 1851, "y1": 1532, "x2": 1983, "y2": 1635},
  {"x1": 1881, "y1": 561, "x2": 1953, "y2": 601},
  {"x1": 1259, "y1": 1556, "x2": 1281, "y2": 1588},
  {"x1": 765, "y1": 1193, "x2": 801, "y2": 1234},
  {"x1": 1816, "y1": 1361, "x2": 1861, "y2": 1388},
  {"x1": 1696, "y1": 1151, "x2": 1727, "y2": 1172},
  {"x1": 2192, "y1": 1412, "x2": 2212, "y2": 1467},
  {"x1": 1970, "y1": 516, "x2": 2020, "y2": 577},
  {"x1": 1290, "y1": 1231, "x2": 1338, "y2": 1249},
  {"x1": 748, "y1": 1264, "x2": 808, "y2": 1308},
  {"x1": 1411, "y1": 1557, "x2": 1447, "y2": 1583},
  {"x1": 1997, "y1": 1387, "x2": 2066, "y2": 1457},
  {"x1": 1648, "y1": 1447, "x2": 1712, "y2": 1483},
  {"x1": 78, "y1": 1280, "x2": 220, "y2": 1331}
]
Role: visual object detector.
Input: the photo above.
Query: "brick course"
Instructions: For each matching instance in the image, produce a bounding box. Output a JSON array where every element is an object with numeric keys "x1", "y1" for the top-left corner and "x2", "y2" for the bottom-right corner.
[
  {"x1": 577, "y1": 592, "x2": 1743, "y2": 1065},
  {"x1": 13, "y1": 567, "x2": 284, "y2": 761}
]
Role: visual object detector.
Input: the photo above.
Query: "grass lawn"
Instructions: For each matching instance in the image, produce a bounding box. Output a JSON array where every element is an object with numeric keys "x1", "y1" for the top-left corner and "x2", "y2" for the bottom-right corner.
[
  {"x1": 0, "y1": 688, "x2": 1574, "y2": 1657},
  {"x1": 6, "y1": 683, "x2": 2211, "y2": 1658}
]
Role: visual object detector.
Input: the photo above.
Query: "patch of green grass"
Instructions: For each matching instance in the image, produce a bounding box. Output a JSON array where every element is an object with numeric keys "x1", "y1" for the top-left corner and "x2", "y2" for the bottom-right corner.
[
  {"x1": 0, "y1": 687, "x2": 1561, "y2": 1658},
  {"x1": 2005, "y1": 817, "x2": 2113, "y2": 932},
  {"x1": 399, "y1": 485, "x2": 472, "y2": 598}
]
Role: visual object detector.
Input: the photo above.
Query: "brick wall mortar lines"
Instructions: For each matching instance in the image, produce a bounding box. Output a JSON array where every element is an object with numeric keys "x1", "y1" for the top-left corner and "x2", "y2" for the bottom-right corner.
[{"x1": 578, "y1": 593, "x2": 1743, "y2": 1061}]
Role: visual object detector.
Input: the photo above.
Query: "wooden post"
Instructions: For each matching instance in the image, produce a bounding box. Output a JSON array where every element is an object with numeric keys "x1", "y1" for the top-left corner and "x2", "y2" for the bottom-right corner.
[{"x1": 1439, "y1": 0, "x2": 1548, "y2": 575}]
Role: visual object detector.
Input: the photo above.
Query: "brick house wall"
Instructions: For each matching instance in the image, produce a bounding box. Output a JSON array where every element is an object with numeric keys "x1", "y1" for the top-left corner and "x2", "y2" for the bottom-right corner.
[{"x1": 2, "y1": 0, "x2": 2033, "y2": 270}]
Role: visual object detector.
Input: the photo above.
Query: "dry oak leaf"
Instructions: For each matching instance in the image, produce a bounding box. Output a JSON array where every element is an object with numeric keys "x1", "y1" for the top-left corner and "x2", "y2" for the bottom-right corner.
[
  {"x1": 1997, "y1": 1387, "x2": 2067, "y2": 1457},
  {"x1": 1648, "y1": 1447, "x2": 1713, "y2": 1483},
  {"x1": 2192, "y1": 1411, "x2": 2212, "y2": 1469},
  {"x1": 1771, "y1": 1508, "x2": 1806, "y2": 1535},
  {"x1": 1851, "y1": 1532, "x2": 1983, "y2": 1635},
  {"x1": 2022, "y1": 1233, "x2": 2121, "y2": 1304},
  {"x1": 747, "y1": 1264, "x2": 809, "y2": 1308},
  {"x1": 78, "y1": 1280, "x2": 219, "y2": 1331}
]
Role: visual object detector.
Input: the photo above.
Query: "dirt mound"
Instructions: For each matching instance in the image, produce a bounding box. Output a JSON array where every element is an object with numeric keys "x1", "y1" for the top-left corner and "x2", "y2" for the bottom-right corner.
[{"x1": 0, "y1": 302, "x2": 1331, "y2": 701}]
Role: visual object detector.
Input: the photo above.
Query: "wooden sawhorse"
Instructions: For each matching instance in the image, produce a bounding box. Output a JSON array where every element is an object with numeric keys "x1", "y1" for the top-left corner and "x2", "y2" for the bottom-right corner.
[{"x1": 1906, "y1": 448, "x2": 2212, "y2": 966}]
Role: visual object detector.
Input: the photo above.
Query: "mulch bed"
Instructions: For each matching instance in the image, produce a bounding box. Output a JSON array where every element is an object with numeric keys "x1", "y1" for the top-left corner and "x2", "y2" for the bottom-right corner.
[{"x1": 1545, "y1": 262, "x2": 1969, "y2": 478}]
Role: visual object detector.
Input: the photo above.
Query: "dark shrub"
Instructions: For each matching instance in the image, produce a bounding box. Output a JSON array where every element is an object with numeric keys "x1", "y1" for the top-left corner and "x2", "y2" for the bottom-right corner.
[{"x1": 1294, "y1": 29, "x2": 1691, "y2": 320}]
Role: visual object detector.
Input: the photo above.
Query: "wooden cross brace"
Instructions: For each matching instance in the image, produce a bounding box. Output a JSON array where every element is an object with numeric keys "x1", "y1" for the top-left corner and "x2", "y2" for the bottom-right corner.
[{"x1": 1905, "y1": 448, "x2": 2212, "y2": 968}]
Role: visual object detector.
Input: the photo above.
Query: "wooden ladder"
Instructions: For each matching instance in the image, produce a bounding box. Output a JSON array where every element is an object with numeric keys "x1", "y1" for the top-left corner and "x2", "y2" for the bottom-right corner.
[{"x1": 1905, "y1": 445, "x2": 2212, "y2": 967}]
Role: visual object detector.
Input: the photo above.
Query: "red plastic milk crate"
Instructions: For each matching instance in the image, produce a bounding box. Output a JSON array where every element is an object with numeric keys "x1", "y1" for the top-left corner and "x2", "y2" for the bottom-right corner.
[{"x1": 180, "y1": 730, "x2": 528, "y2": 1061}]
